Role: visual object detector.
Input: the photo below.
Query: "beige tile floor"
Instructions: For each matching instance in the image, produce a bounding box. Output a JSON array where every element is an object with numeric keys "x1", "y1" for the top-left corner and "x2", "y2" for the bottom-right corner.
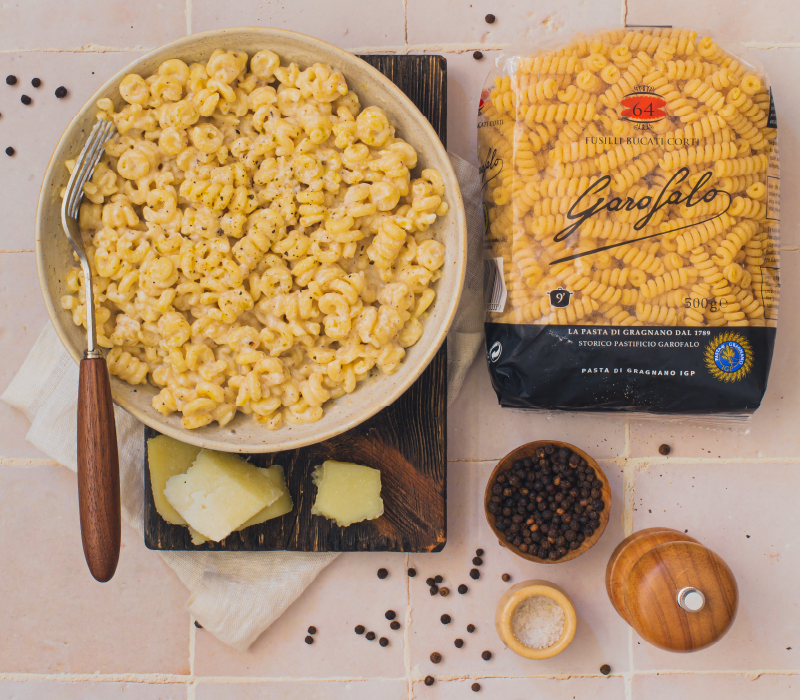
[{"x1": 0, "y1": 1, "x2": 797, "y2": 698}]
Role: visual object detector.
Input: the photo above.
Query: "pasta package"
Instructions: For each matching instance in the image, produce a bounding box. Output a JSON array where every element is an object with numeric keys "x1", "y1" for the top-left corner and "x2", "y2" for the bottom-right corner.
[{"x1": 478, "y1": 27, "x2": 779, "y2": 415}]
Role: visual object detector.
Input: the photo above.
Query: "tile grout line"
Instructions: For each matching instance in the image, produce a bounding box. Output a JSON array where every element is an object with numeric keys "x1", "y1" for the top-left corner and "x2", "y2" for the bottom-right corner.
[
  {"x1": 403, "y1": 0, "x2": 409, "y2": 53},
  {"x1": 622, "y1": 424, "x2": 635, "y2": 539},
  {"x1": 1, "y1": 41, "x2": 798, "y2": 55},
  {"x1": 448, "y1": 456, "x2": 800, "y2": 465},
  {"x1": 185, "y1": 0, "x2": 192, "y2": 36},
  {"x1": 0, "y1": 247, "x2": 796, "y2": 258},
  {"x1": 404, "y1": 552, "x2": 414, "y2": 699},
  {"x1": 0, "y1": 42, "x2": 508, "y2": 55},
  {"x1": 0, "y1": 457, "x2": 60, "y2": 466},
  {"x1": 189, "y1": 614, "x2": 197, "y2": 691},
  {"x1": 621, "y1": 418, "x2": 635, "y2": 700},
  {"x1": 621, "y1": 0, "x2": 628, "y2": 27},
  {"x1": 622, "y1": 423, "x2": 636, "y2": 698},
  {"x1": 744, "y1": 41, "x2": 800, "y2": 49},
  {"x1": 629, "y1": 456, "x2": 800, "y2": 466},
  {"x1": 0, "y1": 46, "x2": 148, "y2": 54},
  {"x1": 1, "y1": 670, "x2": 800, "y2": 684}
]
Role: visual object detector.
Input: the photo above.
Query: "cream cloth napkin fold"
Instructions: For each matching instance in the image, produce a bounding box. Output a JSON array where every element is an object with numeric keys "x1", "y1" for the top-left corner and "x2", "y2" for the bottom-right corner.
[{"x1": 1, "y1": 153, "x2": 483, "y2": 651}]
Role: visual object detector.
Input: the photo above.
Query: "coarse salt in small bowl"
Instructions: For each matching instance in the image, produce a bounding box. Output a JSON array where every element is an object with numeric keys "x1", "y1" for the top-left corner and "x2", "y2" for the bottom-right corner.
[{"x1": 495, "y1": 580, "x2": 577, "y2": 660}]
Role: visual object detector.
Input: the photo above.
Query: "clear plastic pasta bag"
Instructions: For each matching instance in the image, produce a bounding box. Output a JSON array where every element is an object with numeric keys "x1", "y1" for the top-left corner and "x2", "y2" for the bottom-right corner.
[{"x1": 478, "y1": 27, "x2": 779, "y2": 416}]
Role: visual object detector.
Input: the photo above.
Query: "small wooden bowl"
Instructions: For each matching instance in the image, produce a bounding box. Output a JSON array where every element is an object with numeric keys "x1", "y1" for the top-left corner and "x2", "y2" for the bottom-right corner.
[
  {"x1": 495, "y1": 580, "x2": 577, "y2": 659},
  {"x1": 484, "y1": 441, "x2": 611, "y2": 564}
]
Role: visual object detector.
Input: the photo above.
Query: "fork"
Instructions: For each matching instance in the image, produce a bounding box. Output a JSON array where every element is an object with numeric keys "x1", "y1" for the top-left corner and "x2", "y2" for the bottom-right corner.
[{"x1": 61, "y1": 118, "x2": 121, "y2": 583}]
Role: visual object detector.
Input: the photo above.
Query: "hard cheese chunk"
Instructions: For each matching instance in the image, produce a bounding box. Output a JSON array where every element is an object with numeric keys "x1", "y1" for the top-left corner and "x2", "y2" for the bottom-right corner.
[
  {"x1": 311, "y1": 460, "x2": 384, "y2": 527},
  {"x1": 147, "y1": 435, "x2": 201, "y2": 525},
  {"x1": 189, "y1": 527, "x2": 209, "y2": 545},
  {"x1": 165, "y1": 449, "x2": 282, "y2": 542},
  {"x1": 236, "y1": 464, "x2": 294, "y2": 530}
]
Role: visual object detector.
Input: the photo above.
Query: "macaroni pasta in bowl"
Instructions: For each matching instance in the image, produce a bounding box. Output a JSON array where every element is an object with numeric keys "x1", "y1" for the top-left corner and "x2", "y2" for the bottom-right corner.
[{"x1": 61, "y1": 48, "x2": 449, "y2": 431}]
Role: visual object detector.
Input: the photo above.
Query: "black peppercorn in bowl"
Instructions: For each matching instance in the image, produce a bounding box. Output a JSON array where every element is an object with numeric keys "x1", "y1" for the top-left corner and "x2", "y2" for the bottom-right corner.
[{"x1": 484, "y1": 441, "x2": 611, "y2": 564}]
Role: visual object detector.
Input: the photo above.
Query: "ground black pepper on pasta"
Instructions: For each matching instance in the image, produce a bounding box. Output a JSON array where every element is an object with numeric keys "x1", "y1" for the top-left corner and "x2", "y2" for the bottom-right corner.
[
  {"x1": 63, "y1": 50, "x2": 451, "y2": 432},
  {"x1": 487, "y1": 445, "x2": 604, "y2": 560}
]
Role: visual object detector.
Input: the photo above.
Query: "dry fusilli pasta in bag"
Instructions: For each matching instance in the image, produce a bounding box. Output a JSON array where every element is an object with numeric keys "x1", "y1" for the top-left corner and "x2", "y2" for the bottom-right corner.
[{"x1": 478, "y1": 27, "x2": 779, "y2": 415}]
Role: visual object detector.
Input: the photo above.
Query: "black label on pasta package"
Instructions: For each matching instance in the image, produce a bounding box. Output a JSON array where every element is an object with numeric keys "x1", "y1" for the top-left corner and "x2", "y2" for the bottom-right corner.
[
  {"x1": 485, "y1": 323, "x2": 776, "y2": 414},
  {"x1": 768, "y1": 88, "x2": 778, "y2": 129}
]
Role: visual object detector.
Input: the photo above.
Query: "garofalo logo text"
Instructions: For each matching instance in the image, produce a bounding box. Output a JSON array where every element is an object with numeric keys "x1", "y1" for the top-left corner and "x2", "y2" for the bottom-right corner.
[{"x1": 550, "y1": 167, "x2": 731, "y2": 265}]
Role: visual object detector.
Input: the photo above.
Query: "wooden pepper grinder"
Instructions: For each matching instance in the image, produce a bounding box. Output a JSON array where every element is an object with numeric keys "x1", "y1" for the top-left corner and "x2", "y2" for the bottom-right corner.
[{"x1": 605, "y1": 527, "x2": 738, "y2": 652}]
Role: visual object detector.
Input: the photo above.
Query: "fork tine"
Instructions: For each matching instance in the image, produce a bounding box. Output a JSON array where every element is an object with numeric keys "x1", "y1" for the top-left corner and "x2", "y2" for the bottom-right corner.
[
  {"x1": 66, "y1": 120, "x2": 116, "y2": 219},
  {"x1": 69, "y1": 121, "x2": 108, "y2": 189},
  {"x1": 65, "y1": 122, "x2": 108, "y2": 215},
  {"x1": 69, "y1": 120, "x2": 113, "y2": 197},
  {"x1": 68, "y1": 120, "x2": 114, "y2": 213}
]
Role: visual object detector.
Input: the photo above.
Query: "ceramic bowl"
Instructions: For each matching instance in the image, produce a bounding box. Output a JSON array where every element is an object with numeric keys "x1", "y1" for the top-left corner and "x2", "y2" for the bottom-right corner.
[
  {"x1": 484, "y1": 440, "x2": 612, "y2": 563},
  {"x1": 36, "y1": 27, "x2": 467, "y2": 453},
  {"x1": 495, "y1": 579, "x2": 578, "y2": 659}
]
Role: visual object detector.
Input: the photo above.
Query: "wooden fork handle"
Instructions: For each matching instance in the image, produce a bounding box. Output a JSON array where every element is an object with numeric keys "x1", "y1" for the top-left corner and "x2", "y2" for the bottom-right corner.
[{"x1": 77, "y1": 355, "x2": 121, "y2": 583}]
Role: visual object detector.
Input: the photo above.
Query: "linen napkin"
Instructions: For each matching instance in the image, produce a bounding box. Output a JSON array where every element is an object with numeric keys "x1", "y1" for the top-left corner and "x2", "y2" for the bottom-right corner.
[{"x1": 1, "y1": 153, "x2": 483, "y2": 651}]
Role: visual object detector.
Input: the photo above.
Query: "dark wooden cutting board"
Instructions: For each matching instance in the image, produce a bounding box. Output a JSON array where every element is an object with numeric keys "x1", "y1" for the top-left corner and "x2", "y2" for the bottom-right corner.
[{"x1": 144, "y1": 54, "x2": 447, "y2": 553}]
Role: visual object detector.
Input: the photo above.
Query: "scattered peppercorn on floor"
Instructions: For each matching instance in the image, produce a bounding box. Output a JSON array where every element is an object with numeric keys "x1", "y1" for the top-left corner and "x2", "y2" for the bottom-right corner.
[{"x1": 1, "y1": 1, "x2": 799, "y2": 698}]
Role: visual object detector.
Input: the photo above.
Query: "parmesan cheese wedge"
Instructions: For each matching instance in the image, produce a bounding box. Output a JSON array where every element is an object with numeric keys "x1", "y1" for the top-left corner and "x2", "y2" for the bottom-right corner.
[
  {"x1": 311, "y1": 460, "x2": 384, "y2": 527},
  {"x1": 236, "y1": 464, "x2": 294, "y2": 530},
  {"x1": 189, "y1": 527, "x2": 209, "y2": 545},
  {"x1": 165, "y1": 449, "x2": 283, "y2": 542},
  {"x1": 147, "y1": 435, "x2": 201, "y2": 526}
]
